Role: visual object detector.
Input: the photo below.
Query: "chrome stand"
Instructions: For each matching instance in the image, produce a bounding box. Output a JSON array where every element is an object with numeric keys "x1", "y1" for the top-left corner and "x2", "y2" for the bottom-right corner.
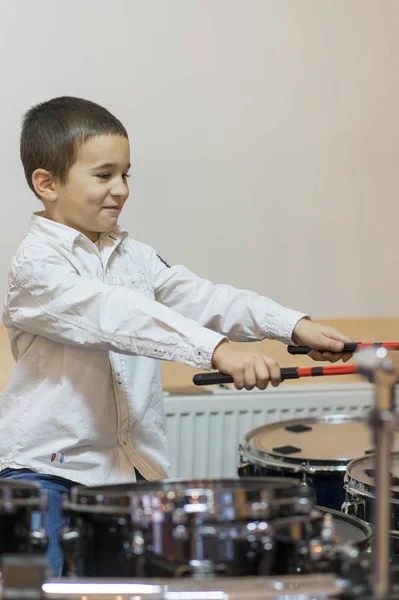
[{"x1": 355, "y1": 348, "x2": 399, "y2": 598}]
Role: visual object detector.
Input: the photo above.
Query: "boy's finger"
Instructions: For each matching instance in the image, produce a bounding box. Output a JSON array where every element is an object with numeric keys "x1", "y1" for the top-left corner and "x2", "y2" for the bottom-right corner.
[
  {"x1": 232, "y1": 368, "x2": 245, "y2": 390},
  {"x1": 308, "y1": 350, "x2": 328, "y2": 361},
  {"x1": 244, "y1": 363, "x2": 256, "y2": 390},
  {"x1": 264, "y1": 357, "x2": 281, "y2": 387},
  {"x1": 254, "y1": 356, "x2": 269, "y2": 390}
]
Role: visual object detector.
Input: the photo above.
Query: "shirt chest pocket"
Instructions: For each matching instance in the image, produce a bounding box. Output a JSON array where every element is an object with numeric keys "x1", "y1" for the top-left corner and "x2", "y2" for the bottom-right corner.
[{"x1": 107, "y1": 273, "x2": 155, "y2": 300}]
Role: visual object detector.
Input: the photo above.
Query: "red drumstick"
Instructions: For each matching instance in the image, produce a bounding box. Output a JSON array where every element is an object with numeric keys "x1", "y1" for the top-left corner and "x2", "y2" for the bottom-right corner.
[
  {"x1": 193, "y1": 365, "x2": 358, "y2": 386},
  {"x1": 287, "y1": 342, "x2": 399, "y2": 355}
]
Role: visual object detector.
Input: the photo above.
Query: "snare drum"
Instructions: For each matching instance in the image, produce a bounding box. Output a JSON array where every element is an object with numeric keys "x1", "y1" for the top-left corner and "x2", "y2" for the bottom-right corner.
[
  {"x1": 239, "y1": 415, "x2": 395, "y2": 511},
  {"x1": 62, "y1": 477, "x2": 313, "y2": 578},
  {"x1": 0, "y1": 480, "x2": 47, "y2": 554},
  {"x1": 344, "y1": 452, "x2": 399, "y2": 559}
]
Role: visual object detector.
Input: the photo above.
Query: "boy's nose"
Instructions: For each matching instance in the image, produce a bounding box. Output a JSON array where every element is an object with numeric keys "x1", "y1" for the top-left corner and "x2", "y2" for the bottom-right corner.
[{"x1": 111, "y1": 180, "x2": 129, "y2": 199}]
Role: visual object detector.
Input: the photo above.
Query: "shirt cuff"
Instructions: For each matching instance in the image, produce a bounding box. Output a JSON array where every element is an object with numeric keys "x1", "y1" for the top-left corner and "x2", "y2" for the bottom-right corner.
[
  {"x1": 270, "y1": 309, "x2": 310, "y2": 346},
  {"x1": 187, "y1": 328, "x2": 227, "y2": 370}
]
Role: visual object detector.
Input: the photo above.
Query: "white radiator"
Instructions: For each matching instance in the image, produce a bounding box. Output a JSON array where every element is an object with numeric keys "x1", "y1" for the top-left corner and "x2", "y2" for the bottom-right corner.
[{"x1": 164, "y1": 383, "x2": 376, "y2": 479}]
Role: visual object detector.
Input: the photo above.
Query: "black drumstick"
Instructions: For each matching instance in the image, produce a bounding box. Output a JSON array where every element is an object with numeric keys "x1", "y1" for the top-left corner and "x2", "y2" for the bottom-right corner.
[
  {"x1": 193, "y1": 365, "x2": 358, "y2": 386},
  {"x1": 287, "y1": 342, "x2": 399, "y2": 355}
]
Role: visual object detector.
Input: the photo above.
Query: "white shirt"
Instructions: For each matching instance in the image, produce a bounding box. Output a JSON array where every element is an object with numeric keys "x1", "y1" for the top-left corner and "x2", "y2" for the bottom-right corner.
[{"x1": 0, "y1": 213, "x2": 306, "y2": 485}]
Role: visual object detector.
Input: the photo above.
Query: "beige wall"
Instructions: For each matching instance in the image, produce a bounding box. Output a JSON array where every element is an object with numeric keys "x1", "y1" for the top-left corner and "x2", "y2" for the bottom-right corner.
[
  {"x1": 0, "y1": 1, "x2": 399, "y2": 320},
  {"x1": 2, "y1": 318, "x2": 399, "y2": 394}
]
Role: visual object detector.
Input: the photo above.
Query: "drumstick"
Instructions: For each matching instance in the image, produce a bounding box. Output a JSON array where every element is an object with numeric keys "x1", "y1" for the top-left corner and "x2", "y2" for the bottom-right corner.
[
  {"x1": 193, "y1": 365, "x2": 358, "y2": 386},
  {"x1": 287, "y1": 342, "x2": 399, "y2": 355}
]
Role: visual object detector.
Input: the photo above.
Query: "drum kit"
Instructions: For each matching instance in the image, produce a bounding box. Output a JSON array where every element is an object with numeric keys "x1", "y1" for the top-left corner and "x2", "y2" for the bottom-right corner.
[{"x1": 2, "y1": 345, "x2": 399, "y2": 600}]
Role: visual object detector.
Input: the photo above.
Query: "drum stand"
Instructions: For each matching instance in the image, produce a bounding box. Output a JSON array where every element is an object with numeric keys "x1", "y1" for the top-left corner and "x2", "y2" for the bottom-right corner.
[{"x1": 354, "y1": 348, "x2": 399, "y2": 599}]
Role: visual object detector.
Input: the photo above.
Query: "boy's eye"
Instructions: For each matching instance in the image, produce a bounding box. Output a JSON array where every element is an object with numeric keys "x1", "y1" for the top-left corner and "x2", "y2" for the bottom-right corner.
[{"x1": 96, "y1": 173, "x2": 130, "y2": 181}]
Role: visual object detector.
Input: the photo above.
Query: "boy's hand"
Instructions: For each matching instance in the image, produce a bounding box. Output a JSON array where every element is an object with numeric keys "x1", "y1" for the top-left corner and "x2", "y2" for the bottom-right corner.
[
  {"x1": 292, "y1": 318, "x2": 353, "y2": 363},
  {"x1": 211, "y1": 340, "x2": 281, "y2": 390}
]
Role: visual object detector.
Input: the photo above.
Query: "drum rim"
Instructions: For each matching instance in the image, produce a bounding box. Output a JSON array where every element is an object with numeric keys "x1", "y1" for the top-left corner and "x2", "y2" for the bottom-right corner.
[
  {"x1": 65, "y1": 477, "x2": 309, "y2": 517},
  {"x1": 241, "y1": 414, "x2": 366, "y2": 472},
  {"x1": 42, "y1": 573, "x2": 346, "y2": 597},
  {"x1": 0, "y1": 479, "x2": 41, "y2": 490},
  {"x1": 70, "y1": 477, "x2": 302, "y2": 497},
  {"x1": 0, "y1": 480, "x2": 43, "y2": 508},
  {"x1": 345, "y1": 452, "x2": 399, "y2": 502}
]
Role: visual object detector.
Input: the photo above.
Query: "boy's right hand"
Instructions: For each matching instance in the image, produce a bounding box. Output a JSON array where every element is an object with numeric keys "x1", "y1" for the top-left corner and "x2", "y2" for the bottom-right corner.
[{"x1": 211, "y1": 340, "x2": 281, "y2": 391}]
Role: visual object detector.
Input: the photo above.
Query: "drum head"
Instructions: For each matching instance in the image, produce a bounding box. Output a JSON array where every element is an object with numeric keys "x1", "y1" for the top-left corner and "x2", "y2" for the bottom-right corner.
[
  {"x1": 66, "y1": 477, "x2": 310, "y2": 520},
  {"x1": 242, "y1": 414, "x2": 399, "y2": 472},
  {"x1": 346, "y1": 452, "x2": 399, "y2": 502}
]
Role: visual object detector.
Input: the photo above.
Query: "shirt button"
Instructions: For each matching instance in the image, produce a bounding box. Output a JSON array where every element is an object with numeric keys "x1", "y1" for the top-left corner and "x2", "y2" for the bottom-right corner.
[{"x1": 195, "y1": 351, "x2": 202, "y2": 363}]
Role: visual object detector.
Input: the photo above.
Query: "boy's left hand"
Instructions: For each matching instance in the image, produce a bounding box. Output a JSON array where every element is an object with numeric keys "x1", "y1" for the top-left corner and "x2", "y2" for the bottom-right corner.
[{"x1": 292, "y1": 318, "x2": 354, "y2": 363}]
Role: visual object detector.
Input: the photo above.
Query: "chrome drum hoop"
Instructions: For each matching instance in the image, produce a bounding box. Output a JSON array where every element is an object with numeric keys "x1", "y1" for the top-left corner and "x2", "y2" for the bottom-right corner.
[
  {"x1": 42, "y1": 573, "x2": 348, "y2": 599},
  {"x1": 345, "y1": 452, "x2": 399, "y2": 504},
  {"x1": 65, "y1": 477, "x2": 310, "y2": 521}
]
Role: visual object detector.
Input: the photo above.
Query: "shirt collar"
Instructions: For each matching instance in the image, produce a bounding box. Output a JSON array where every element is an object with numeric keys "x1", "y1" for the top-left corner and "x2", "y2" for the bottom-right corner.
[{"x1": 29, "y1": 212, "x2": 128, "y2": 252}]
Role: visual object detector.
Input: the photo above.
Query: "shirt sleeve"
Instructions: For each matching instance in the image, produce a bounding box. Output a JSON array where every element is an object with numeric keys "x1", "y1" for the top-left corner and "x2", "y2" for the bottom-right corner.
[
  {"x1": 150, "y1": 251, "x2": 308, "y2": 345},
  {"x1": 4, "y1": 241, "x2": 225, "y2": 370}
]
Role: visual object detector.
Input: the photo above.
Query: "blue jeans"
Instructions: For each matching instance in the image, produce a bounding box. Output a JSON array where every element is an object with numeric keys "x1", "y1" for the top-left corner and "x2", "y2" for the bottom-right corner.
[{"x1": 0, "y1": 469, "x2": 78, "y2": 577}]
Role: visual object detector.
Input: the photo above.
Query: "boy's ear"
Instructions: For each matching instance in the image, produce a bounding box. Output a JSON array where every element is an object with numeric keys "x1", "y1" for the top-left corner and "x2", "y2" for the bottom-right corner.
[{"x1": 31, "y1": 169, "x2": 58, "y2": 202}]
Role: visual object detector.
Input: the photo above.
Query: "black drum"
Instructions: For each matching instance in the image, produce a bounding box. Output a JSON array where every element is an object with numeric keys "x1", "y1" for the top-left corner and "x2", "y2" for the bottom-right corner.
[
  {"x1": 344, "y1": 452, "x2": 399, "y2": 560},
  {"x1": 0, "y1": 480, "x2": 47, "y2": 555},
  {"x1": 62, "y1": 477, "x2": 315, "y2": 578},
  {"x1": 239, "y1": 415, "x2": 392, "y2": 511}
]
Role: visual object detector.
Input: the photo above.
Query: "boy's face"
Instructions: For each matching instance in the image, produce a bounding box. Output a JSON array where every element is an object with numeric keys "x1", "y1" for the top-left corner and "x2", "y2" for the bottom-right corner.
[{"x1": 47, "y1": 135, "x2": 130, "y2": 242}]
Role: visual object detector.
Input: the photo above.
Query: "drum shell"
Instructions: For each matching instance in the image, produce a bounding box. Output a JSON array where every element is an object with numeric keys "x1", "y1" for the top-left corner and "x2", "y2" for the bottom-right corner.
[
  {"x1": 62, "y1": 478, "x2": 371, "y2": 579},
  {"x1": 344, "y1": 452, "x2": 399, "y2": 560},
  {"x1": 62, "y1": 503, "x2": 372, "y2": 578},
  {"x1": 62, "y1": 477, "x2": 311, "y2": 578}
]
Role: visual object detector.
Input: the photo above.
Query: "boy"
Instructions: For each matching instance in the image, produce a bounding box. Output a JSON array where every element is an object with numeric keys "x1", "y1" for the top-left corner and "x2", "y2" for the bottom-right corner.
[{"x1": 0, "y1": 97, "x2": 352, "y2": 575}]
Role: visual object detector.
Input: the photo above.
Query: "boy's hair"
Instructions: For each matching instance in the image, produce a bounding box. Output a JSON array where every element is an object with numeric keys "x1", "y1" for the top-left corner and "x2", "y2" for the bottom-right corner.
[{"x1": 20, "y1": 96, "x2": 128, "y2": 198}]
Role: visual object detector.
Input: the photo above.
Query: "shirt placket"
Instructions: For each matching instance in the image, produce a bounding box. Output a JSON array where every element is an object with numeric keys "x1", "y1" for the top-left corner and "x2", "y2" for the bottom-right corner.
[
  {"x1": 111, "y1": 355, "x2": 130, "y2": 444},
  {"x1": 102, "y1": 237, "x2": 135, "y2": 469}
]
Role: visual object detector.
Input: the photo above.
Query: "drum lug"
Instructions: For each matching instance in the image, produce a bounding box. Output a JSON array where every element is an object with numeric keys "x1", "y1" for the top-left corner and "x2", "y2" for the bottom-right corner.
[
  {"x1": 61, "y1": 527, "x2": 81, "y2": 576},
  {"x1": 238, "y1": 446, "x2": 253, "y2": 477},
  {"x1": 296, "y1": 484, "x2": 315, "y2": 514},
  {"x1": 173, "y1": 524, "x2": 189, "y2": 541},
  {"x1": 132, "y1": 530, "x2": 145, "y2": 556},
  {"x1": 342, "y1": 492, "x2": 366, "y2": 520},
  {"x1": 308, "y1": 512, "x2": 337, "y2": 565},
  {"x1": 320, "y1": 511, "x2": 334, "y2": 543},
  {"x1": 238, "y1": 462, "x2": 251, "y2": 476},
  {"x1": 29, "y1": 528, "x2": 48, "y2": 553},
  {"x1": 174, "y1": 559, "x2": 228, "y2": 579}
]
